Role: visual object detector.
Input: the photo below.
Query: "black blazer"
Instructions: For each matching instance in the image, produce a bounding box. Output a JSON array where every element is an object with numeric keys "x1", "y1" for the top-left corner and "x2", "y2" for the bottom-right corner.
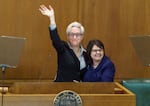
[{"x1": 49, "y1": 27, "x2": 88, "y2": 82}]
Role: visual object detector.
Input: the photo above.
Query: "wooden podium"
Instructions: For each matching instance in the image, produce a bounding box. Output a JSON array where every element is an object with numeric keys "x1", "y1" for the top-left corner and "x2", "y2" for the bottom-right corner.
[{"x1": 0, "y1": 81, "x2": 135, "y2": 106}]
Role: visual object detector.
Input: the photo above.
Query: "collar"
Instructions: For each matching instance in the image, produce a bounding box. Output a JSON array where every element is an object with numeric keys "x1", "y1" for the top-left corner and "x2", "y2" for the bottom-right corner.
[{"x1": 67, "y1": 42, "x2": 86, "y2": 55}]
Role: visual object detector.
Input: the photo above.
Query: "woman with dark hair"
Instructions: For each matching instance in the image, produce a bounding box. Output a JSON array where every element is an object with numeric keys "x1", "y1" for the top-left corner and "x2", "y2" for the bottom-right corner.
[{"x1": 83, "y1": 39, "x2": 115, "y2": 82}]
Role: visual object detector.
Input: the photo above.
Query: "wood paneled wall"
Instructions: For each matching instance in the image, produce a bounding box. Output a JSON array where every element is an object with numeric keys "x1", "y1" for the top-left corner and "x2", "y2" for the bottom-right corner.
[{"x1": 0, "y1": 0, "x2": 150, "y2": 81}]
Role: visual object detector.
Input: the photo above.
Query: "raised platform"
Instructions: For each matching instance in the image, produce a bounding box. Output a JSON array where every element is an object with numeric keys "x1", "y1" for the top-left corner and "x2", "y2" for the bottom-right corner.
[{"x1": 0, "y1": 81, "x2": 135, "y2": 106}]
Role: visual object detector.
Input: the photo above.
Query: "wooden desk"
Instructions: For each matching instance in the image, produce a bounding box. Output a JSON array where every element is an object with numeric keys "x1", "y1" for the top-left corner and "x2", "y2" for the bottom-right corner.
[{"x1": 0, "y1": 81, "x2": 135, "y2": 106}]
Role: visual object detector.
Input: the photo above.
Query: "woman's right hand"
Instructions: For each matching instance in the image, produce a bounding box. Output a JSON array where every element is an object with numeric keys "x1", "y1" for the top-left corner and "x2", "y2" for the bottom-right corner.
[{"x1": 39, "y1": 5, "x2": 54, "y2": 18}]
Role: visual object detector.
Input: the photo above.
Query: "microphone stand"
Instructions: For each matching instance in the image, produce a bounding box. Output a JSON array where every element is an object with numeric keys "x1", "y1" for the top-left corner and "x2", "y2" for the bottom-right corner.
[
  {"x1": 0, "y1": 64, "x2": 10, "y2": 106},
  {"x1": 0, "y1": 35, "x2": 26, "y2": 106}
]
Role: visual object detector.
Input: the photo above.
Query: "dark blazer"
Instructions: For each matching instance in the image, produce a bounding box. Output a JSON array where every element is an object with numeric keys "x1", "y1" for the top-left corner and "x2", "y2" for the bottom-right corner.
[
  {"x1": 83, "y1": 56, "x2": 115, "y2": 82},
  {"x1": 49, "y1": 27, "x2": 88, "y2": 82}
]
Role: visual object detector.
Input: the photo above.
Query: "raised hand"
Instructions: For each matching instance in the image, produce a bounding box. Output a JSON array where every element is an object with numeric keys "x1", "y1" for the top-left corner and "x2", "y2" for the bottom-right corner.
[
  {"x1": 39, "y1": 4, "x2": 56, "y2": 25},
  {"x1": 39, "y1": 5, "x2": 54, "y2": 18}
]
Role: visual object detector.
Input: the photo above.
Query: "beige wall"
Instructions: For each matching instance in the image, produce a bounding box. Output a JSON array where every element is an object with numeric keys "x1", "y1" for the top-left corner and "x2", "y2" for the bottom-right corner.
[{"x1": 0, "y1": 0, "x2": 150, "y2": 81}]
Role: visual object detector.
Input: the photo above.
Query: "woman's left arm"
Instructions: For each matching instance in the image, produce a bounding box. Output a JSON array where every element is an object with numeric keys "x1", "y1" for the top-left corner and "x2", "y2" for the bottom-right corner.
[{"x1": 100, "y1": 63, "x2": 115, "y2": 82}]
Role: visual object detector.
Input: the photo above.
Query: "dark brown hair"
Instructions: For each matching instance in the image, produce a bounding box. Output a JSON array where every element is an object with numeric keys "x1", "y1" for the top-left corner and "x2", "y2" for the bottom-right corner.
[{"x1": 86, "y1": 39, "x2": 105, "y2": 63}]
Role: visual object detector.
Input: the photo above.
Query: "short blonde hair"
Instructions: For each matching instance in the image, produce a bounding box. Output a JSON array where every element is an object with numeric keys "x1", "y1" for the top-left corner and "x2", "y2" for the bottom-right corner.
[{"x1": 66, "y1": 21, "x2": 84, "y2": 35}]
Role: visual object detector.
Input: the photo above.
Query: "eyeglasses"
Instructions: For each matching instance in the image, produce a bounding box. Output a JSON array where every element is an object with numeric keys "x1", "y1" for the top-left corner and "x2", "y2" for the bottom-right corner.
[
  {"x1": 68, "y1": 33, "x2": 83, "y2": 37},
  {"x1": 91, "y1": 49, "x2": 103, "y2": 53}
]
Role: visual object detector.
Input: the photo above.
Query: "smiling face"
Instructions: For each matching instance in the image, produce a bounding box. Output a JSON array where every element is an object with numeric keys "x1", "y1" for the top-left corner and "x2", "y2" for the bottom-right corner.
[
  {"x1": 67, "y1": 27, "x2": 83, "y2": 47},
  {"x1": 90, "y1": 45, "x2": 104, "y2": 63}
]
